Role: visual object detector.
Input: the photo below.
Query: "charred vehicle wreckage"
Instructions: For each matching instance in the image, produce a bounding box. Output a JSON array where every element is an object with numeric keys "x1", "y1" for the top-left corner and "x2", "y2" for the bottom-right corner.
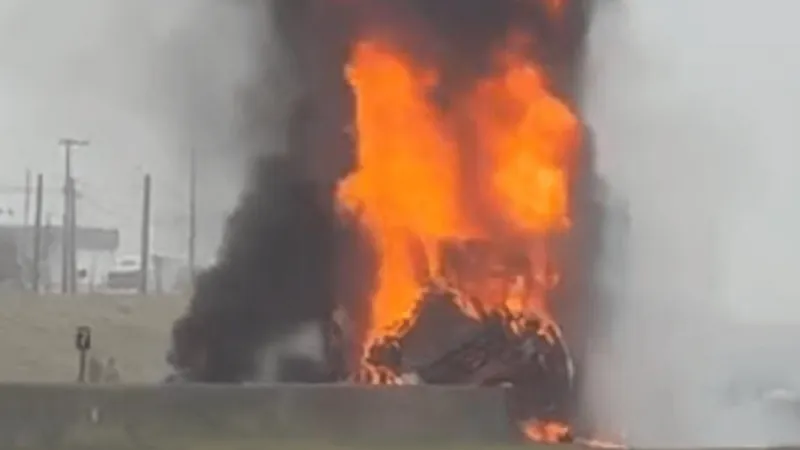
[
  {"x1": 169, "y1": 239, "x2": 579, "y2": 440},
  {"x1": 169, "y1": 233, "x2": 590, "y2": 442},
  {"x1": 166, "y1": 0, "x2": 606, "y2": 443},
  {"x1": 336, "y1": 239, "x2": 577, "y2": 437}
]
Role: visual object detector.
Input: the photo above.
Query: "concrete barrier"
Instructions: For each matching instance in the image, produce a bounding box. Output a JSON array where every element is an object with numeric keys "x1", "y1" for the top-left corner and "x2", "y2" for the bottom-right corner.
[{"x1": 0, "y1": 383, "x2": 518, "y2": 448}]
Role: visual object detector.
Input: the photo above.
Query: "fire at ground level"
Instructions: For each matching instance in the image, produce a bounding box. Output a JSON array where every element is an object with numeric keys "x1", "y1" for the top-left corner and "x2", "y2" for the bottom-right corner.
[
  {"x1": 162, "y1": 0, "x2": 800, "y2": 445},
  {"x1": 329, "y1": 238, "x2": 579, "y2": 442},
  {"x1": 167, "y1": 0, "x2": 612, "y2": 444},
  {"x1": 281, "y1": 6, "x2": 600, "y2": 443},
  {"x1": 169, "y1": 234, "x2": 614, "y2": 444}
]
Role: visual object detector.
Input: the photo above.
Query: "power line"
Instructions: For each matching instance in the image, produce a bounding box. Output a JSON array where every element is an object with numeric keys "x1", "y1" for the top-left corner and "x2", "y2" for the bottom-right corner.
[
  {"x1": 4, "y1": 181, "x2": 226, "y2": 229},
  {"x1": 0, "y1": 185, "x2": 64, "y2": 194},
  {"x1": 80, "y1": 192, "x2": 187, "y2": 226},
  {"x1": 75, "y1": 176, "x2": 188, "y2": 221},
  {"x1": 78, "y1": 195, "x2": 137, "y2": 223}
]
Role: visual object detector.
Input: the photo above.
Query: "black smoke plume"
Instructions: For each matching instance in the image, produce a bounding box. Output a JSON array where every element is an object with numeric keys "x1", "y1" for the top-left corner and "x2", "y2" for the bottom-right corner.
[{"x1": 168, "y1": 0, "x2": 597, "y2": 384}]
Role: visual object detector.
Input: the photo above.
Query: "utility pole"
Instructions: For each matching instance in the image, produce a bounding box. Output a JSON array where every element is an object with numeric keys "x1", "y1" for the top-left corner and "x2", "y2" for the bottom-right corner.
[
  {"x1": 188, "y1": 147, "x2": 197, "y2": 280},
  {"x1": 68, "y1": 176, "x2": 78, "y2": 293},
  {"x1": 23, "y1": 169, "x2": 31, "y2": 227},
  {"x1": 139, "y1": 174, "x2": 152, "y2": 295},
  {"x1": 59, "y1": 138, "x2": 89, "y2": 294},
  {"x1": 32, "y1": 174, "x2": 44, "y2": 293}
]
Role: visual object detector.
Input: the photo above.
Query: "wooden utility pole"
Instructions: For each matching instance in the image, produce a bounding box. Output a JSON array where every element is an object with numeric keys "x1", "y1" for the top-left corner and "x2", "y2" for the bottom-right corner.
[
  {"x1": 139, "y1": 174, "x2": 152, "y2": 295},
  {"x1": 59, "y1": 138, "x2": 89, "y2": 294},
  {"x1": 32, "y1": 174, "x2": 44, "y2": 293},
  {"x1": 188, "y1": 147, "x2": 197, "y2": 279},
  {"x1": 23, "y1": 169, "x2": 31, "y2": 227},
  {"x1": 68, "y1": 176, "x2": 79, "y2": 293}
]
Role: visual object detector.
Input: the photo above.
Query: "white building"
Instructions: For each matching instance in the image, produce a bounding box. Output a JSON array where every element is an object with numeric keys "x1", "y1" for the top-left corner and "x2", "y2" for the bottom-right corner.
[{"x1": 0, "y1": 223, "x2": 119, "y2": 292}]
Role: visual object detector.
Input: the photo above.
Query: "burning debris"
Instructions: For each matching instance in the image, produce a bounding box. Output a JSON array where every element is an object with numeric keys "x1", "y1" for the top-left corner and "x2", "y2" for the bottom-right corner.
[
  {"x1": 168, "y1": 0, "x2": 603, "y2": 443},
  {"x1": 326, "y1": 0, "x2": 587, "y2": 432},
  {"x1": 328, "y1": 238, "x2": 576, "y2": 435}
]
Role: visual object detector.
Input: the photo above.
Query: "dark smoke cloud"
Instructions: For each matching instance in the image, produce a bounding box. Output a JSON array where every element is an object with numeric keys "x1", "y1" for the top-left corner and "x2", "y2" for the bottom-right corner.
[
  {"x1": 168, "y1": 0, "x2": 594, "y2": 383},
  {"x1": 170, "y1": 93, "x2": 380, "y2": 381},
  {"x1": 167, "y1": 0, "x2": 365, "y2": 382},
  {"x1": 171, "y1": 142, "x2": 381, "y2": 381},
  {"x1": 171, "y1": 154, "x2": 332, "y2": 381}
]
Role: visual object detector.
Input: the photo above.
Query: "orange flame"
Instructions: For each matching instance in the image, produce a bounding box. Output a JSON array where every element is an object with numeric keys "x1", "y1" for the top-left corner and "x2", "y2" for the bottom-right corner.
[
  {"x1": 545, "y1": 0, "x2": 566, "y2": 16},
  {"x1": 469, "y1": 53, "x2": 577, "y2": 234},
  {"x1": 338, "y1": 41, "x2": 476, "y2": 345},
  {"x1": 338, "y1": 34, "x2": 579, "y2": 352},
  {"x1": 521, "y1": 419, "x2": 571, "y2": 443},
  {"x1": 521, "y1": 420, "x2": 629, "y2": 446}
]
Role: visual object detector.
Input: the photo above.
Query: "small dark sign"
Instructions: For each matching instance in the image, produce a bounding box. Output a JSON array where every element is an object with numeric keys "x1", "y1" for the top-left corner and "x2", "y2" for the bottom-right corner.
[{"x1": 75, "y1": 326, "x2": 91, "y2": 351}]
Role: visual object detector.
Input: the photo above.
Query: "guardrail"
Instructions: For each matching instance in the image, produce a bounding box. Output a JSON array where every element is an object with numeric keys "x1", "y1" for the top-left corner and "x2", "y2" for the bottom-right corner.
[{"x1": 0, "y1": 383, "x2": 519, "y2": 448}]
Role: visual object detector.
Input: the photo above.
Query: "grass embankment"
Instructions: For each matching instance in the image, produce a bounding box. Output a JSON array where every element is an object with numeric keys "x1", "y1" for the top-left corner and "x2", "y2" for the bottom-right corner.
[{"x1": 0, "y1": 292, "x2": 187, "y2": 382}]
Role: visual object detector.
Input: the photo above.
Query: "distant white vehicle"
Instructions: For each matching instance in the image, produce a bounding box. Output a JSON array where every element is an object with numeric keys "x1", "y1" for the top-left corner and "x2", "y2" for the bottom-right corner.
[
  {"x1": 104, "y1": 254, "x2": 185, "y2": 294},
  {"x1": 104, "y1": 255, "x2": 141, "y2": 293}
]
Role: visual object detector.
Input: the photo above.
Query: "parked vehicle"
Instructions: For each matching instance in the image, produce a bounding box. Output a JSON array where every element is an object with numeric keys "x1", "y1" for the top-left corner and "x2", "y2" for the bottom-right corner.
[{"x1": 104, "y1": 254, "x2": 185, "y2": 294}]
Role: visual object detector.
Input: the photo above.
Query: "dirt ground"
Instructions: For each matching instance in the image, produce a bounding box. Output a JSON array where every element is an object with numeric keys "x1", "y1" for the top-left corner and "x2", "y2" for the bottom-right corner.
[{"x1": 0, "y1": 292, "x2": 187, "y2": 383}]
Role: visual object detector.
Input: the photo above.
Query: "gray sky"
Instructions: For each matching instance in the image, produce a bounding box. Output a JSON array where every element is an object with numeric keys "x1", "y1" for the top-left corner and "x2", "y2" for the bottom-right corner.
[
  {"x1": 586, "y1": 0, "x2": 800, "y2": 445},
  {"x1": 3, "y1": 0, "x2": 800, "y2": 445},
  {"x1": 0, "y1": 0, "x2": 261, "y2": 260},
  {"x1": 592, "y1": 0, "x2": 800, "y2": 322}
]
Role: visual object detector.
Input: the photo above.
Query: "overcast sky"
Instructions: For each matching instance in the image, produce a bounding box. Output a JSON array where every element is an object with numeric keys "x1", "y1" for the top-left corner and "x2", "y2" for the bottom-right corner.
[
  {"x1": 0, "y1": 0, "x2": 261, "y2": 260},
  {"x1": 589, "y1": 0, "x2": 800, "y2": 325},
  {"x1": 586, "y1": 0, "x2": 800, "y2": 445},
  {"x1": 2, "y1": 0, "x2": 796, "y2": 298},
  {"x1": 3, "y1": 0, "x2": 800, "y2": 443}
]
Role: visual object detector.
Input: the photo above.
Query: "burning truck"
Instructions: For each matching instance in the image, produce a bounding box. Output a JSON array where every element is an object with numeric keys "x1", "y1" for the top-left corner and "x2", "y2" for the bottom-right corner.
[{"x1": 168, "y1": 0, "x2": 607, "y2": 443}]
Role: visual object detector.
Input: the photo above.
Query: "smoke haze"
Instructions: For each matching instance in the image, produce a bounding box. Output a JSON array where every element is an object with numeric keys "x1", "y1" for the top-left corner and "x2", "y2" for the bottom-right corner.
[
  {"x1": 585, "y1": 0, "x2": 800, "y2": 446},
  {"x1": 0, "y1": 0, "x2": 262, "y2": 258},
  {"x1": 10, "y1": 0, "x2": 800, "y2": 445}
]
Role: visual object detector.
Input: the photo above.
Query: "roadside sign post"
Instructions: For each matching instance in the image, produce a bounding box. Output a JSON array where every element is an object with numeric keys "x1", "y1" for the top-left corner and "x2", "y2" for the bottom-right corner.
[{"x1": 75, "y1": 325, "x2": 92, "y2": 383}]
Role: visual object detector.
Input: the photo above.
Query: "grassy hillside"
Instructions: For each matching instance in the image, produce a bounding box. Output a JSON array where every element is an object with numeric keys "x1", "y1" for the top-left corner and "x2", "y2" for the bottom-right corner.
[{"x1": 0, "y1": 293, "x2": 187, "y2": 383}]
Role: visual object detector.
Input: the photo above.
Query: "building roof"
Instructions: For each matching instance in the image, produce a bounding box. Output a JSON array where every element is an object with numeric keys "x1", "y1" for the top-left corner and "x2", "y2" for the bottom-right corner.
[{"x1": 0, "y1": 224, "x2": 119, "y2": 252}]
